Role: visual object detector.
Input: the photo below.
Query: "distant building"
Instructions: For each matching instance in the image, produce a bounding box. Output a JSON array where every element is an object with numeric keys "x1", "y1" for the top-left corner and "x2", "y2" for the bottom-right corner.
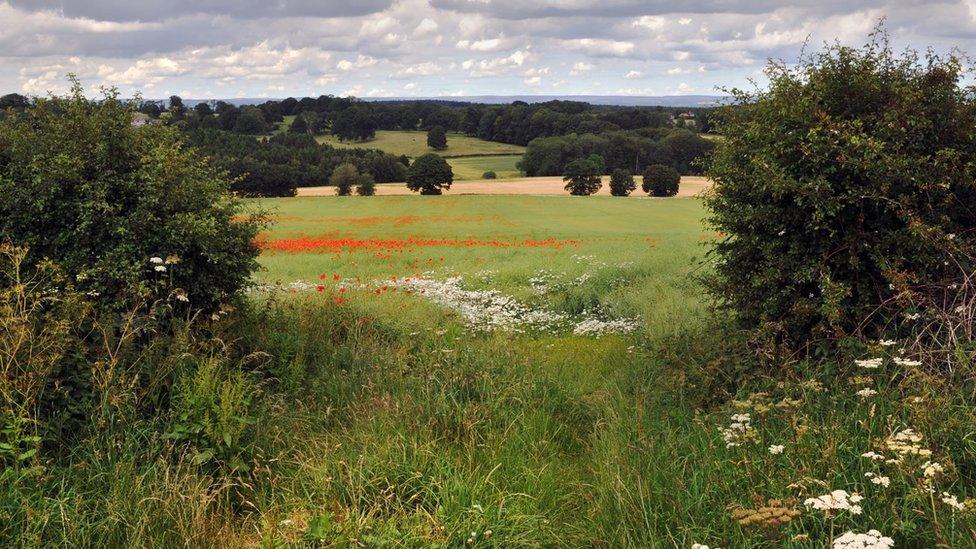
[{"x1": 131, "y1": 112, "x2": 153, "y2": 126}]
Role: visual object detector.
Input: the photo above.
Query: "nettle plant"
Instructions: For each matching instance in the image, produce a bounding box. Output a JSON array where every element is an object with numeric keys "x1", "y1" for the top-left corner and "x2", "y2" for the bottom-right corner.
[{"x1": 705, "y1": 30, "x2": 976, "y2": 355}]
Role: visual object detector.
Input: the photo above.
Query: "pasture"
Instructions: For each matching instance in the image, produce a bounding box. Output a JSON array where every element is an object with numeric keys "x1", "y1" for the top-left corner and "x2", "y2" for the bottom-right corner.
[{"x1": 313, "y1": 129, "x2": 526, "y2": 158}]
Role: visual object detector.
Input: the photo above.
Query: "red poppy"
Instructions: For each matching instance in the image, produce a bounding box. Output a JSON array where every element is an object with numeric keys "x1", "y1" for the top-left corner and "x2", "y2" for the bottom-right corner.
[{"x1": 316, "y1": 285, "x2": 325, "y2": 292}]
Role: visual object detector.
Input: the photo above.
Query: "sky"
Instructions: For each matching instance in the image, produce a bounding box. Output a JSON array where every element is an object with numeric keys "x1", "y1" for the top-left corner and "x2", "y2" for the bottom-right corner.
[{"x1": 3, "y1": 0, "x2": 976, "y2": 100}]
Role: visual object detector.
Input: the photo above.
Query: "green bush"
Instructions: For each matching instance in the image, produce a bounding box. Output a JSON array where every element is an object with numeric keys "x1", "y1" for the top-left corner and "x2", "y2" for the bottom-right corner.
[
  {"x1": 609, "y1": 168, "x2": 635, "y2": 196},
  {"x1": 356, "y1": 174, "x2": 377, "y2": 196},
  {"x1": 482, "y1": 171, "x2": 497, "y2": 179},
  {"x1": 0, "y1": 79, "x2": 264, "y2": 311},
  {"x1": 641, "y1": 164, "x2": 680, "y2": 197},
  {"x1": 330, "y1": 162, "x2": 360, "y2": 196},
  {"x1": 705, "y1": 32, "x2": 976, "y2": 351}
]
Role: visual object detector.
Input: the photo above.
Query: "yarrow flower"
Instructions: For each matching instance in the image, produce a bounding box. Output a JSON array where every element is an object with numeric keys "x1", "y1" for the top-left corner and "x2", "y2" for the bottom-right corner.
[
  {"x1": 861, "y1": 451, "x2": 885, "y2": 461},
  {"x1": 878, "y1": 339, "x2": 897, "y2": 347},
  {"x1": 893, "y1": 357, "x2": 922, "y2": 367},
  {"x1": 720, "y1": 413, "x2": 756, "y2": 448},
  {"x1": 832, "y1": 530, "x2": 894, "y2": 549},
  {"x1": 154, "y1": 265, "x2": 167, "y2": 272},
  {"x1": 804, "y1": 490, "x2": 863, "y2": 515},
  {"x1": 691, "y1": 544, "x2": 720, "y2": 549},
  {"x1": 864, "y1": 472, "x2": 890, "y2": 488},
  {"x1": 921, "y1": 461, "x2": 944, "y2": 480},
  {"x1": 941, "y1": 492, "x2": 965, "y2": 511},
  {"x1": 885, "y1": 428, "x2": 931, "y2": 457},
  {"x1": 769, "y1": 444, "x2": 785, "y2": 455},
  {"x1": 856, "y1": 388, "x2": 878, "y2": 398},
  {"x1": 149, "y1": 256, "x2": 164, "y2": 264},
  {"x1": 855, "y1": 358, "x2": 883, "y2": 369}
]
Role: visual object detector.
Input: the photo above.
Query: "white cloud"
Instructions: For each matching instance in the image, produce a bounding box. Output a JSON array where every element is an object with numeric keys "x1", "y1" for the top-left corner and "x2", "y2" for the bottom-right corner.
[
  {"x1": 563, "y1": 38, "x2": 634, "y2": 57},
  {"x1": 569, "y1": 61, "x2": 594, "y2": 75},
  {"x1": 413, "y1": 17, "x2": 439, "y2": 36},
  {"x1": 337, "y1": 55, "x2": 378, "y2": 71},
  {"x1": 624, "y1": 70, "x2": 642, "y2": 79}
]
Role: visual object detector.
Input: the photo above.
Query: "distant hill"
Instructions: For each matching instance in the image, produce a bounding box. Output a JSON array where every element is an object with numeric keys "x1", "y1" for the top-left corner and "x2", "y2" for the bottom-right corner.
[{"x1": 176, "y1": 95, "x2": 727, "y2": 108}]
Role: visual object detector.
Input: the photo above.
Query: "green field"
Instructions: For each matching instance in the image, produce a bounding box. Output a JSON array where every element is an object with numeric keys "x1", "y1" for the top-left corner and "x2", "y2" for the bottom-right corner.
[
  {"x1": 446, "y1": 154, "x2": 522, "y2": 180},
  {"x1": 315, "y1": 129, "x2": 525, "y2": 158}
]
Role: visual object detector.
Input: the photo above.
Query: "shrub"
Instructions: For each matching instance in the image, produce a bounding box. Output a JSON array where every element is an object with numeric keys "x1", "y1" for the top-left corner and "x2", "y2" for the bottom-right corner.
[
  {"x1": 563, "y1": 154, "x2": 604, "y2": 196},
  {"x1": 641, "y1": 164, "x2": 680, "y2": 197},
  {"x1": 356, "y1": 174, "x2": 376, "y2": 196},
  {"x1": 0, "y1": 79, "x2": 265, "y2": 312},
  {"x1": 406, "y1": 153, "x2": 453, "y2": 195},
  {"x1": 330, "y1": 162, "x2": 360, "y2": 196},
  {"x1": 609, "y1": 169, "x2": 635, "y2": 196},
  {"x1": 482, "y1": 171, "x2": 497, "y2": 179},
  {"x1": 705, "y1": 31, "x2": 976, "y2": 351}
]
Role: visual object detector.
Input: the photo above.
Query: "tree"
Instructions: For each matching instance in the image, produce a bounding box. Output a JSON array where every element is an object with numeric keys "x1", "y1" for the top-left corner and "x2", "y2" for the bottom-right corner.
[
  {"x1": 289, "y1": 113, "x2": 309, "y2": 134},
  {"x1": 232, "y1": 106, "x2": 268, "y2": 134},
  {"x1": 0, "y1": 79, "x2": 263, "y2": 312},
  {"x1": 356, "y1": 173, "x2": 376, "y2": 196},
  {"x1": 641, "y1": 164, "x2": 680, "y2": 196},
  {"x1": 609, "y1": 169, "x2": 635, "y2": 196},
  {"x1": 0, "y1": 93, "x2": 29, "y2": 110},
  {"x1": 427, "y1": 125, "x2": 448, "y2": 150},
  {"x1": 406, "y1": 153, "x2": 453, "y2": 195},
  {"x1": 563, "y1": 154, "x2": 604, "y2": 196},
  {"x1": 194, "y1": 101, "x2": 213, "y2": 118},
  {"x1": 706, "y1": 29, "x2": 976, "y2": 352},
  {"x1": 330, "y1": 162, "x2": 360, "y2": 196},
  {"x1": 168, "y1": 95, "x2": 186, "y2": 119},
  {"x1": 482, "y1": 171, "x2": 497, "y2": 179},
  {"x1": 331, "y1": 105, "x2": 375, "y2": 141}
]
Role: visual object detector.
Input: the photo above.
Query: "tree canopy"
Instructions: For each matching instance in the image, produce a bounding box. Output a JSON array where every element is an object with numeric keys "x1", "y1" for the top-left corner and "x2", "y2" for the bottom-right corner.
[{"x1": 406, "y1": 153, "x2": 453, "y2": 195}]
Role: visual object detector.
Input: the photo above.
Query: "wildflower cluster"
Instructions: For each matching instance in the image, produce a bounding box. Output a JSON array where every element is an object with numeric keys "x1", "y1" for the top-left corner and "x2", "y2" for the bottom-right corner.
[
  {"x1": 804, "y1": 490, "x2": 864, "y2": 516},
  {"x1": 832, "y1": 530, "x2": 894, "y2": 549},
  {"x1": 729, "y1": 499, "x2": 801, "y2": 528},
  {"x1": 720, "y1": 413, "x2": 756, "y2": 448}
]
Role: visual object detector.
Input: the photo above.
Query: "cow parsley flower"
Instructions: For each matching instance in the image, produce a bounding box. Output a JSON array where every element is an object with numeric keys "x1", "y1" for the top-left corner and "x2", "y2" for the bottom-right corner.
[
  {"x1": 804, "y1": 490, "x2": 863, "y2": 515},
  {"x1": 832, "y1": 530, "x2": 894, "y2": 549},
  {"x1": 149, "y1": 256, "x2": 164, "y2": 264},
  {"x1": 893, "y1": 357, "x2": 922, "y2": 367},
  {"x1": 864, "y1": 472, "x2": 890, "y2": 488},
  {"x1": 154, "y1": 265, "x2": 167, "y2": 272},
  {"x1": 855, "y1": 358, "x2": 883, "y2": 369},
  {"x1": 941, "y1": 492, "x2": 965, "y2": 511}
]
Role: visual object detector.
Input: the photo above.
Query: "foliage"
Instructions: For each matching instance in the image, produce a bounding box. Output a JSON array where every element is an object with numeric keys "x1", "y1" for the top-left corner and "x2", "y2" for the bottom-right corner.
[
  {"x1": 231, "y1": 106, "x2": 269, "y2": 135},
  {"x1": 329, "y1": 162, "x2": 361, "y2": 196},
  {"x1": 332, "y1": 105, "x2": 376, "y2": 142},
  {"x1": 642, "y1": 164, "x2": 680, "y2": 197},
  {"x1": 563, "y1": 154, "x2": 604, "y2": 196},
  {"x1": 519, "y1": 128, "x2": 712, "y2": 177},
  {"x1": 705, "y1": 31, "x2": 976, "y2": 351},
  {"x1": 426, "y1": 125, "x2": 448, "y2": 150},
  {"x1": 482, "y1": 170, "x2": 497, "y2": 179},
  {"x1": 0, "y1": 80, "x2": 264, "y2": 311},
  {"x1": 609, "y1": 168, "x2": 635, "y2": 196},
  {"x1": 356, "y1": 173, "x2": 376, "y2": 196},
  {"x1": 406, "y1": 153, "x2": 454, "y2": 195}
]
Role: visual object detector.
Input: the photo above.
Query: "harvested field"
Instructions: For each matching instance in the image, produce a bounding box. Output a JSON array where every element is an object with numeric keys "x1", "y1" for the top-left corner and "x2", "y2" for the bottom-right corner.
[{"x1": 297, "y1": 175, "x2": 712, "y2": 198}]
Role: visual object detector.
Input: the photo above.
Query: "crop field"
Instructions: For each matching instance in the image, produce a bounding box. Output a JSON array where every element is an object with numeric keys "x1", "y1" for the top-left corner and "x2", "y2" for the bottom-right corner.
[
  {"x1": 253, "y1": 195, "x2": 707, "y2": 331},
  {"x1": 297, "y1": 175, "x2": 712, "y2": 196}
]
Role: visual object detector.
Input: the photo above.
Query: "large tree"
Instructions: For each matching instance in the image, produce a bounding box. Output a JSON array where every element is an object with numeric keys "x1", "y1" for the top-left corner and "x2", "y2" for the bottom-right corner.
[
  {"x1": 331, "y1": 105, "x2": 376, "y2": 141},
  {"x1": 641, "y1": 164, "x2": 680, "y2": 197},
  {"x1": 609, "y1": 168, "x2": 635, "y2": 196},
  {"x1": 329, "y1": 162, "x2": 360, "y2": 196},
  {"x1": 406, "y1": 153, "x2": 453, "y2": 195},
  {"x1": 563, "y1": 154, "x2": 604, "y2": 196},
  {"x1": 427, "y1": 125, "x2": 448, "y2": 150}
]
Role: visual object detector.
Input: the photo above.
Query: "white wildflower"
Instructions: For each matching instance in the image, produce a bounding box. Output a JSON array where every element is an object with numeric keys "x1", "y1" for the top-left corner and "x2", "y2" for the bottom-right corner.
[
  {"x1": 768, "y1": 444, "x2": 785, "y2": 455},
  {"x1": 893, "y1": 357, "x2": 922, "y2": 367},
  {"x1": 885, "y1": 428, "x2": 931, "y2": 457},
  {"x1": 154, "y1": 265, "x2": 167, "y2": 272},
  {"x1": 864, "y1": 472, "x2": 890, "y2": 488},
  {"x1": 149, "y1": 256, "x2": 164, "y2": 264},
  {"x1": 804, "y1": 490, "x2": 864, "y2": 515},
  {"x1": 941, "y1": 492, "x2": 965, "y2": 511},
  {"x1": 721, "y1": 414, "x2": 755, "y2": 448},
  {"x1": 878, "y1": 339, "x2": 897, "y2": 347},
  {"x1": 921, "y1": 461, "x2": 944, "y2": 479},
  {"x1": 904, "y1": 312, "x2": 921, "y2": 320},
  {"x1": 832, "y1": 530, "x2": 894, "y2": 549},
  {"x1": 856, "y1": 388, "x2": 878, "y2": 398},
  {"x1": 862, "y1": 451, "x2": 885, "y2": 461},
  {"x1": 855, "y1": 358, "x2": 883, "y2": 369}
]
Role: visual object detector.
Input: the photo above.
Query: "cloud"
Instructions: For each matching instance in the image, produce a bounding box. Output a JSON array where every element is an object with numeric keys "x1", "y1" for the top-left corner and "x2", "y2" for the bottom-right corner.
[
  {"x1": 570, "y1": 61, "x2": 594, "y2": 75},
  {"x1": 624, "y1": 70, "x2": 642, "y2": 79},
  {"x1": 337, "y1": 55, "x2": 379, "y2": 71},
  {"x1": 563, "y1": 38, "x2": 635, "y2": 57}
]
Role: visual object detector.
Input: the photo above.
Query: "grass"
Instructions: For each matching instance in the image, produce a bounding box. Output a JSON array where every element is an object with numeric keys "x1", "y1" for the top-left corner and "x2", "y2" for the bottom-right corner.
[
  {"x1": 10, "y1": 195, "x2": 974, "y2": 546},
  {"x1": 447, "y1": 155, "x2": 522, "y2": 180},
  {"x1": 313, "y1": 130, "x2": 525, "y2": 159}
]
